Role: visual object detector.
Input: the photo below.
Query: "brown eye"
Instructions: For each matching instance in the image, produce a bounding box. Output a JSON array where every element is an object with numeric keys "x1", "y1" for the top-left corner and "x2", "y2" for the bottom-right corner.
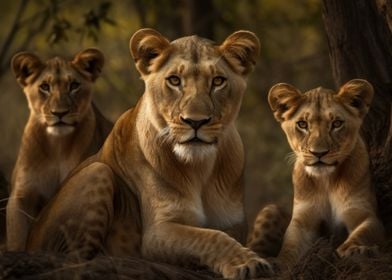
[
  {"x1": 70, "y1": 81, "x2": 80, "y2": 91},
  {"x1": 166, "y1": 75, "x2": 181, "y2": 86},
  {"x1": 39, "y1": 83, "x2": 50, "y2": 92},
  {"x1": 296, "y1": 120, "x2": 308, "y2": 130},
  {"x1": 212, "y1": 76, "x2": 226, "y2": 87},
  {"x1": 332, "y1": 120, "x2": 343, "y2": 129}
]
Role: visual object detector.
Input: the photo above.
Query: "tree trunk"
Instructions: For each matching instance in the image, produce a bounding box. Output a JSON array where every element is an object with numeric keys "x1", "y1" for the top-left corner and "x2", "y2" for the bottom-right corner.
[
  {"x1": 180, "y1": 0, "x2": 216, "y2": 39},
  {"x1": 322, "y1": 0, "x2": 392, "y2": 233}
]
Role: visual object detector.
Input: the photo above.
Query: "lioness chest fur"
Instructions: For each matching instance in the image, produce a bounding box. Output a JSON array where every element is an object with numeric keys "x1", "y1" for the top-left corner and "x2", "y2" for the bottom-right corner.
[
  {"x1": 268, "y1": 80, "x2": 384, "y2": 268},
  {"x1": 26, "y1": 29, "x2": 275, "y2": 279},
  {"x1": 6, "y1": 49, "x2": 112, "y2": 251}
]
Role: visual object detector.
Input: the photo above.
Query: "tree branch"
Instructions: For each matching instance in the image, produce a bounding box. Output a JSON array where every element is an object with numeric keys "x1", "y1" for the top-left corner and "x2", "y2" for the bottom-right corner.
[{"x1": 0, "y1": 0, "x2": 29, "y2": 74}]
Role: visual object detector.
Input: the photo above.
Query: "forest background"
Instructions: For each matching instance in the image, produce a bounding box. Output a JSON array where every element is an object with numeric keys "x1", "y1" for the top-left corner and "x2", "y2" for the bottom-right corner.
[{"x1": 0, "y1": 0, "x2": 333, "y2": 223}]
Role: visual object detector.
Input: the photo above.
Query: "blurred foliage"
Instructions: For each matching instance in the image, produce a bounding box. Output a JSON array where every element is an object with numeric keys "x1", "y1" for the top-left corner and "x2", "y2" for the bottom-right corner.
[{"x1": 0, "y1": 0, "x2": 334, "y2": 222}]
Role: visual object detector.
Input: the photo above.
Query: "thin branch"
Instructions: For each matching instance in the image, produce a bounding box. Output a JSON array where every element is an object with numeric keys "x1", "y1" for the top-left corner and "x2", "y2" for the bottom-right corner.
[{"x1": 0, "y1": 0, "x2": 29, "y2": 70}]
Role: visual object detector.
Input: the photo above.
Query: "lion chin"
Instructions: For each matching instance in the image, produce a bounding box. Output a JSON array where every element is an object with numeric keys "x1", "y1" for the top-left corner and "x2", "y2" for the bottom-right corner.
[
  {"x1": 46, "y1": 125, "x2": 75, "y2": 136},
  {"x1": 304, "y1": 165, "x2": 336, "y2": 177},
  {"x1": 173, "y1": 143, "x2": 218, "y2": 164}
]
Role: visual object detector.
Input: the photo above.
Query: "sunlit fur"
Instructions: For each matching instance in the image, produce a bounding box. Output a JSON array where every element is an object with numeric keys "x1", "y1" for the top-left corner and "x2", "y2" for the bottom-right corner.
[
  {"x1": 26, "y1": 29, "x2": 275, "y2": 279},
  {"x1": 268, "y1": 80, "x2": 384, "y2": 269},
  {"x1": 6, "y1": 49, "x2": 112, "y2": 252}
]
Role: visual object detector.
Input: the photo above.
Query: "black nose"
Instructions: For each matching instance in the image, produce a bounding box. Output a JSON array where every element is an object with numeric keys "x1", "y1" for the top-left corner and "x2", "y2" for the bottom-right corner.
[
  {"x1": 310, "y1": 150, "x2": 329, "y2": 158},
  {"x1": 51, "y1": 110, "x2": 69, "y2": 119},
  {"x1": 181, "y1": 117, "x2": 211, "y2": 130}
]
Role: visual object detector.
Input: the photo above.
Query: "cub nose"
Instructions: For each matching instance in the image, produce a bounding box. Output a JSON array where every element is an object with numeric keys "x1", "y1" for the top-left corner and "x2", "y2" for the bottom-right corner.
[
  {"x1": 51, "y1": 110, "x2": 69, "y2": 119},
  {"x1": 310, "y1": 149, "x2": 329, "y2": 158},
  {"x1": 180, "y1": 117, "x2": 211, "y2": 130}
]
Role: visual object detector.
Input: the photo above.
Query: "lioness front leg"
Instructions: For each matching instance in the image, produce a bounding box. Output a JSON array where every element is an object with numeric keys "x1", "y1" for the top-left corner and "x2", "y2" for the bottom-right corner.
[
  {"x1": 143, "y1": 222, "x2": 272, "y2": 279},
  {"x1": 337, "y1": 206, "x2": 384, "y2": 257}
]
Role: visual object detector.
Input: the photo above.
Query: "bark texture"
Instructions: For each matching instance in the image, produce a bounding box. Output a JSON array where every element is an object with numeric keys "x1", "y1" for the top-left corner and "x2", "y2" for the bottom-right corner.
[{"x1": 322, "y1": 0, "x2": 392, "y2": 234}]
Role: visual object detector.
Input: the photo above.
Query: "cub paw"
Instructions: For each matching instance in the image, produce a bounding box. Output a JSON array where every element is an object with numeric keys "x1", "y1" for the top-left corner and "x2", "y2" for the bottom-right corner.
[
  {"x1": 221, "y1": 257, "x2": 273, "y2": 280},
  {"x1": 337, "y1": 244, "x2": 379, "y2": 258}
]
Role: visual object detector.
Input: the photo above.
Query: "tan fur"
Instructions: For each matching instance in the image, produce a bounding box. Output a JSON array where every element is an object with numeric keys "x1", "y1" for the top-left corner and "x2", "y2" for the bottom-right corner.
[
  {"x1": 268, "y1": 80, "x2": 384, "y2": 268},
  {"x1": 25, "y1": 29, "x2": 272, "y2": 279},
  {"x1": 247, "y1": 204, "x2": 290, "y2": 258},
  {"x1": 6, "y1": 49, "x2": 112, "y2": 251}
]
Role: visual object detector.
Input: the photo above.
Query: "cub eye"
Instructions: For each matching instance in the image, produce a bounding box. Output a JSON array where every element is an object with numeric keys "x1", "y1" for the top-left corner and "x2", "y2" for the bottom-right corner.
[
  {"x1": 166, "y1": 75, "x2": 181, "y2": 86},
  {"x1": 212, "y1": 76, "x2": 226, "y2": 87},
  {"x1": 70, "y1": 81, "x2": 80, "y2": 91},
  {"x1": 39, "y1": 83, "x2": 50, "y2": 92},
  {"x1": 296, "y1": 120, "x2": 308, "y2": 130},
  {"x1": 332, "y1": 120, "x2": 344, "y2": 129}
]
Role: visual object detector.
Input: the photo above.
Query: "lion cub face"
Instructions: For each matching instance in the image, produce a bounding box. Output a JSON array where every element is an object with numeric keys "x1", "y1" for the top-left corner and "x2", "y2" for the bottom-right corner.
[
  {"x1": 268, "y1": 79, "x2": 373, "y2": 176},
  {"x1": 130, "y1": 29, "x2": 260, "y2": 163},
  {"x1": 12, "y1": 49, "x2": 104, "y2": 136}
]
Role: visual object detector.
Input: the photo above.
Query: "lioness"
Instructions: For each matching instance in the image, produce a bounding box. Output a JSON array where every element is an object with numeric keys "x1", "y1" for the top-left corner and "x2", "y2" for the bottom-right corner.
[
  {"x1": 268, "y1": 79, "x2": 384, "y2": 267},
  {"x1": 7, "y1": 49, "x2": 112, "y2": 251},
  {"x1": 26, "y1": 29, "x2": 273, "y2": 279}
]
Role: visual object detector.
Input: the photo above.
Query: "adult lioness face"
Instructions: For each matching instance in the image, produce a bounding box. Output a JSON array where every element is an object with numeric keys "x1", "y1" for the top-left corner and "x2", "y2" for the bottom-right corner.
[
  {"x1": 268, "y1": 79, "x2": 374, "y2": 176},
  {"x1": 12, "y1": 49, "x2": 104, "y2": 136},
  {"x1": 130, "y1": 29, "x2": 260, "y2": 163}
]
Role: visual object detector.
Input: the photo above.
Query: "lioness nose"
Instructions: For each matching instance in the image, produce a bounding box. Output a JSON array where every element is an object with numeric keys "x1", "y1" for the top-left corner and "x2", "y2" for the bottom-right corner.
[
  {"x1": 51, "y1": 110, "x2": 69, "y2": 119},
  {"x1": 310, "y1": 150, "x2": 329, "y2": 158},
  {"x1": 181, "y1": 117, "x2": 211, "y2": 130}
]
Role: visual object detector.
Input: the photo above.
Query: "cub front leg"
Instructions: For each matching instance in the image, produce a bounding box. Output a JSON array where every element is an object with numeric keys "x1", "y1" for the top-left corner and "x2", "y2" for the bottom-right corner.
[
  {"x1": 337, "y1": 206, "x2": 384, "y2": 258},
  {"x1": 278, "y1": 203, "x2": 319, "y2": 268},
  {"x1": 7, "y1": 182, "x2": 41, "y2": 251},
  {"x1": 143, "y1": 222, "x2": 273, "y2": 280}
]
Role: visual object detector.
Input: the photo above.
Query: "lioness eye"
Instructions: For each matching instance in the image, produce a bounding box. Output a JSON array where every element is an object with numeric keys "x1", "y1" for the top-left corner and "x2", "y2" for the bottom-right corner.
[
  {"x1": 332, "y1": 120, "x2": 343, "y2": 129},
  {"x1": 212, "y1": 76, "x2": 226, "y2": 87},
  {"x1": 39, "y1": 83, "x2": 50, "y2": 92},
  {"x1": 296, "y1": 120, "x2": 308, "y2": 130},
  {"x1": 70, "y1": 81, "x2": 80, "y2": 91},
  {"x1": 166, "y1": 75, "x2": 181, "y2": 86}
]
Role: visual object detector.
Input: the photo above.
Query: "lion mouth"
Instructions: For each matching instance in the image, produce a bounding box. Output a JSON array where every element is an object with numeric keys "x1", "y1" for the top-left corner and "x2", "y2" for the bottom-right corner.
[
  {"x1": 49, "y1": 121, "x2": 75, "y2": 127},
  {"x1": 308, "y1": 161, "x2": 337, "y2": 167},
  {"x1": 180, "y1": 137, "x2": 216, "y2": 145}
]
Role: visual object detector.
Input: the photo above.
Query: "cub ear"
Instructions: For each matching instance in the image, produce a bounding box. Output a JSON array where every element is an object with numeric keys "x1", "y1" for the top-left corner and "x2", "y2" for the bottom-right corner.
[
  {"x1": 268, "y1": 83, "x2": 303, "y2": 122},
  {"x1": 129, "y1": 28, "x2": 171, "y2": 75},
  {"x1": 219, "y1": 30, "x2": 260, "y2": 75},
  {"x1": 72, "y1": 48, "x2": 104, "y2": 82},
  {"x1": 337, "y1": 79, "x2": 374, "y2": 118},
  {"x1": 11, "y1": 52, "x2": 43, "y2": 87}
]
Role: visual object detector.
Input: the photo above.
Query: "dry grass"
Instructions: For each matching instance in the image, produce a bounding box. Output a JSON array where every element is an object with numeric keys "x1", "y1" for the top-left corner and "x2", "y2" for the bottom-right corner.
[{"x1": 0, "y1": 252, "x2": 219, "y2": 280}]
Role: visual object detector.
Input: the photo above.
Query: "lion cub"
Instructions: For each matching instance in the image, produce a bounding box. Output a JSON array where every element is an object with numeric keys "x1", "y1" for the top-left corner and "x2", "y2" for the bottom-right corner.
[
  {"x1": 268, "y1": 79, "x2": 384, "y2": 267},
  {"x1": 7, "y1": 49, "x2": 112, "y2": 251}
]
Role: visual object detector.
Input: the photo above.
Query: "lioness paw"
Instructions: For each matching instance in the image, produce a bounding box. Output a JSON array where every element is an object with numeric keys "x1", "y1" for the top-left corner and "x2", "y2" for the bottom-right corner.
[
  {"x1": 221, "y1": 257, "x2": 273, "y2": 280},
  {"x1": 337, "y1": 244, "x2": 379, "y2": 258}
]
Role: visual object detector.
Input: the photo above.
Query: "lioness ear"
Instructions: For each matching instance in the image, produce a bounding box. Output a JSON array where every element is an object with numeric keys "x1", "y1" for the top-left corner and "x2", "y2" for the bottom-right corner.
[
  {"x1": 219, "y1": 30, "x2": 260, "y2": 75},
  {"x1": 11, "y1": 52, "x2": 43, "y2": 87},
  {"x1": 337, "y1": 79, "x2": 374, "y2": 118},
  {"x1": 268, "y1": 83, "x2": 303, "y2": 122},
  {"x1": 129, "y1": 28, "x2": 170, "y2": 75},
  {"x1": 72, "y1": 48, "x2": 104, "y2": 81}
]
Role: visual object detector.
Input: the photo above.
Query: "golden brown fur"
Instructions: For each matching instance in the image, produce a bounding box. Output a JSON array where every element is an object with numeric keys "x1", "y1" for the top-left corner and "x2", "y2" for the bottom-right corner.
[
  {"x1": 268, "y1": 79, "x2": 384, "y2": 268},
  {"x1": 6, "y1": 49, "x2": 112, "y2": 251},
  {"x1": 25, "y1": 29, "x2": 272, "y2": 279},
  {"x1": 247, "y1": 204, "x2": 290, "y2": 258}
]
